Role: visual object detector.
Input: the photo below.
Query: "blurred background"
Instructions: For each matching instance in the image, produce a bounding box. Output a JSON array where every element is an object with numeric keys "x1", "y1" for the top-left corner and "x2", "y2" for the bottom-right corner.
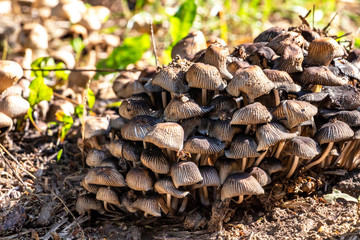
[{"x1": 0, "y1": 0, "x2": 359, "y2": 69}]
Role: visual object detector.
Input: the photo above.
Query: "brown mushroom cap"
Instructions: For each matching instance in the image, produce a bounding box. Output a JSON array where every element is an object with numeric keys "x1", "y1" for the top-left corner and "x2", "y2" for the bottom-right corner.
[
  {"x1": 256, "y1": 122, "x2": 298, "y2": 151},
  {"x1": 334, "y1": 59, "x2": 360, "y2": 81},
  {"x1": 254, "y1": 27, "x2": 284, "y2": 43},
  {"x1": 122, "y1": 141, "x2": 142, "y2": 163},
  {"x1": 221, "y1": 172, "x2": 264, "y2": 200},
  {"x1": 247, "y1": 167, "x2": 271, "y2": 187},
  {"x1": 208, "y1": 118, "x2": 239, "y2": 142},
  {"x1": 283, "y1": 136, "x2": 321, "y2": 159},
  {"x1": 333, "y1": 110, "x2": 360, "y2": 127},
  {"x1": 84, "y1": 167, "x2": 126, "y2": 187},
  {"x1": 126, "y1": 167, "x2": 153, "y2": 191},
  {"x1": 272, "y1": 100, "x2": 318, "y2": 129},
  {"x1": 164, "y1": 95, "x2": 213, "y2": 122},
  {"x1": 0, "y1": 112, "x2": 13, "y2": 136},
  {"x1": 266, "y1": 31, "x2": 305, "y2": 55},
  {"x1": 170, "y1": 161, "x2": 203, "y2": 188},
  {"x1": 231, "y1": 102, "x2": 272, "y2": 125},
  {"x1": 144, "y1": 122, "x2": 184, "y2": 151},
  {"x1": 227, "y1": 60, "x2": 250, "y2": 75},
  {"x1": 76, "y1": 194, "x2": 105, "y2": 215},
  {"x1": 86, "y1": 149, "x2": 107, "y2": 167},
  {"x1": 0, "y1": 60, "x2": 23, "y2": 93},
  {"x1": 307, "y1": 37, "x2": 344, "y2": 66},
  {"x1": 84, "y1": 116, "x2": 110, "y2": 139},
  {"x1": 184, "y1": 136, "x2": 225, "y2": 155},
  {"x1": 299, "y1": 66, "x2": 347, "y2": 86},
  {"x1": 81, "y1": 179, "x2": 100, "y2": 194},
  {"x1": 263, "y1": 69, "x2": 301, "y2": 92},
  {"x1": 347, "y1": 49, "x2": 360, "y2": 69},
  {"x1": 203, "y1": 43, "x2": 233, "y2": 80},
  {"x1": 67, "y1": 66, "x2": 96, "y2": 92},
  {"x1": 121, "y1": 115, "x2": 161, "y2": 141},
  {"x1": 192, "y1": 166, "x2": 221, "y2": 189},
  {"x1": 0, "y1": 95, "x2": 30, "y2": 118},
  {"x1": 208, "y1": 95, "x2": 237, "y2": 120},
  {"x1": 315, "y1": 120, "x2": 354, "y2": 144},
  {"x1": 215, "y1": 157, "x2": 240, "y2": 184},
  {"x1": 106, "y1": 140, "x2": 124, "y2": 158},
  {"x1": 96, "y1": 187, "x2": 121, "y2": 207},
  {"x1": 171, "y1": 30, "x2": 207, "y2": 60},
  {"x1": 186, "y1": 63, "x2": 227, "y2": 90},
  {"x1": 140, "y1": 145, "x2": 170, "y2": 174},
  {"x1": 225, "y1": 135, "x2": 262, "y2": 158},
  {"x1": 46, "y1": 99, "x2": 75, "y2": 122},
  {"x1": 258, "y1": 157, "x2": 285, "y2": 175},
  {"x1": 274, "y1": 44, "x2": 303, "y2": 73},
  {"x1": 155, "y1": 177, "x2": 190, "y2": 198},
  {"x1": 227, "y1": 65, "x2": 275, "y2": 101},
  {"x1": 119, "y1": 98, "x2": 157, "y2": 120},
  {"x1": 131, "y1": 194, "x2": 167, "y2": 217}
]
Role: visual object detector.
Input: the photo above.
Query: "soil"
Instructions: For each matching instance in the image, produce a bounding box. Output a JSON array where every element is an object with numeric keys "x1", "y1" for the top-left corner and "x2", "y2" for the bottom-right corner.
[{"x1": 0, "y1": 129, "x2": 359, "y2": 240}]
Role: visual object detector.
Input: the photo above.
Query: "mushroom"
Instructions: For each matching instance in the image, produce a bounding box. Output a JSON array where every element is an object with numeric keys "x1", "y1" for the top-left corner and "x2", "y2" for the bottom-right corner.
[
  {"x1": 84, "y1": 116, "x2": 110, "y2": 149},
  {"x1": 122, "y1": 141, "x2": 142, "y2": 167},
  {"x1": 208, "y1": 113, "x2": 239, "y2": 145},
  {"x1": 126, "y1": 167, "x2": 153, "y2": 193},
  {"x1": 230, "y1": 102, "x2": 272, "y2": 134},
  {"x1": 184, "y1": 136, "x2": 225, "y2": 165},
  {"x1": 282, "y1": 136, "x2": 321, "y2": 178},
  {"x1": 131, "y1": 194, "x2": 169, "y2": 217},
  {"x1": 84, "y1": 167, "x2": 126, "y2": 187},
  {"x1": 140, "y1": 145, "x2": 170, "y2": 178},
  {"x1": 171, "y1": 30, "x2": 207, "y2": 60},
  {"x1": 247, "y1": 167, "x2": 271, "y2": 187},
  {"x1": 274, "y1": 43, "x2": 303, "y2": 73},
  {"x1": 266, "y1": 31, "x2": 305, "y2": 55},
  {"x1": 214, "y1": 157, "x2": 240, "y2": 184},
  {"x1": 203, "y1": 43, "x2": 233, "y2": 80},
  {"x1": 119, "y1": 98, "x2": 158, "y2": 120},
  {"x1": 86, "y1": 149, "x2": 107, "y2": 167},
  {"x1": 46, "y1": 100, "x2": 74, "y2": 122},
  {"x1": 0, "y1": 113, "x2": 13, "y2": 138},
  {"x1": 258, "y1": 157, "x2": 286, "y2": 176},
  {"x1": 121, "y1": 115, "x2": 161, "y2": 142},
  {"x1": 347, "y1": 49, "x2": 360, "y2": 69},
  {"x1": 106, "y1": 140, "x2": 124, "y2": 158},
  {"x1": 0, "y1": 95, "x2": 30, "y2": 119},
  {"x1": 112, "y1": 72, "x2": 145, "y2": 99},
  {"x1": 225, "y1": 135, "x2": 262, "y2": 172},
  {"x1": 253, "y1": 27, "x2": 284, "y2": 43},
  {"x1": 96, "y1": 187, "x2": 121, "y2": 212},
  {"x1": 186, "y1": 62, "x2": 227, "y2": 105},
  {"x1": 221, "y1": 172, "x2": 264, "y2": 204},
  {"x1": 303, "y1": 120, "x2": 354, "y2": 170},
  {"x1": 306, "y1": 37, "x2": 344, "y2": 66},
  {"x1": 0, "y1": 60, "x2": 23, "y2": 93},
  {"x1": 80, "y1": 179, "x2": 100, "y2": 194},
  {"x1": 207, "y1": 95, "x2": 237, "y2": 119},
  {"x1": 76, "y1": 194, "x2": 105, "y2": 215},
  {"x1": 191, "y1": 166, "x2": 220, "y2": 206},
  {"x1": 154, "y1": 177, "x2": 189, "y2": 211}
]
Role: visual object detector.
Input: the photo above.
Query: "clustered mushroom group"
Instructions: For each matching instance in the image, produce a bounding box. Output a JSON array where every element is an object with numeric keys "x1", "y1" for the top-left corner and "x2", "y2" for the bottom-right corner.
[{"x1": 76, "y1": 25, "x2": 360, "y2": 218}]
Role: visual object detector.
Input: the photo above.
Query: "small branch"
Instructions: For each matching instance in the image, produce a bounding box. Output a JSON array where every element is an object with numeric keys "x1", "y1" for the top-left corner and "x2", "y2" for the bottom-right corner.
[
  {"x1": 323, "y1": 12, "x2": 339, "y2": 33},
  {"x1": 150, "y1": 19, "x2": 159, "y2": 67},
  {"x1": 312, "y1": 5, "x2": 315, "y2": 29},
  {"x1": 22, "y1": 68, "x2": 139, "y2": 72}
]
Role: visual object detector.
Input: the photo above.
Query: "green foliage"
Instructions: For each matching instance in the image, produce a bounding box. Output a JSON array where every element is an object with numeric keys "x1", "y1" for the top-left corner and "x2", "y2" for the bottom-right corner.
[
  {"x1": 96, "y1": 34, "x2": 150, "y2": 75},
  {"x1": 57, "y1": 149, "x2": 63, "y2": 162},
  {"x1": 355, "y1": 38, "x2": 360, "y2": 48},
  {"x1": 87, "y1": 89, "x2": 96, "y2": 109},
  {"x1": 56, "y1": 111, "x2": 74, "y2": 143},
  {"x1": 28, "y1": 77, "x2": 53, "y2": 107},
  {"x1": 31, "y1": 57, "x2": 69, "y2": 80},
  {"x1": 75, "y1": 104, "x2": 84, "y2": 119},
  {"x1": 106, "y1": 101, "x2": 123, "y2": 108},
  {"x1": 323, "y1": 189, "x2": 358, "y2": 204},
  {"x1": 169, "y1": 0, "x2": 197, "y2": 45},
  {"x1": 70, "y1": 37, "x2": 86, "y2": 55}
]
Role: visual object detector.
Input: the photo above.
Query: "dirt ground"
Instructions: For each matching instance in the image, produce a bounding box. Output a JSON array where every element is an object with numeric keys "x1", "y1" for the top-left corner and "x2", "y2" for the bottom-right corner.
[{"x1": 0, "y1": 128, "x2": 359, "y2": 240}]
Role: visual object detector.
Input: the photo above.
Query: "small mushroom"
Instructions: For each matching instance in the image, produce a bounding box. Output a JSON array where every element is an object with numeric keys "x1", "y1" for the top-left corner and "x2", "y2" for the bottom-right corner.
[
  {"x1": 215, "y1": 157, "x2": 240, "y2": 184},
  {"x1": 0, "y1": 95, "x2": 30, "y2": 118},
  {"x1": 171, "y1": 31, "x2": 207, "y2": 60},
  {"x1": 119, "y1": 98, "x2": 158, "y2": 120},
  {"x1": 140, "y1": 145, "x2": 171, "y2": 177},
  {"x1": 86, "y1": 149, "x2": 107, "y2": 167},
  {"x1": 126, "y1": 167, "x2": 153, "y2": 193},
  {"x1": 258, "y1": 157, "x2": 286, "y2": 175},
  {"x1": 76, "y1": 194, "x2": 105, "y2": 215},
  {"x1": 191, "y1": 166, "x2": 220, "y2": 206},
  {"x1": 0, "y1": 112, "x2": 13, "y2": 137},
  {"x1": 306, "y1": 37, "x2": 344, "y2": 66},
  {"x1": 106, "y1": 140, "x2": 124, "y2": 158},
  {"x1": 0, "y1": 60, "x2": 23, "y2": 93},
  {"x1": 121, "y1": 115, "x2": 161, "y2": 141},
  {"x1": 96, "y1": 187, "x2": 121, "y2": 212},
  {"x1": 203, "y1": 43, "x2": 233, "y2": 80},
  {"x1": 84, "y1": 167, "x2": 126, "y2": 187},
  {"x1": 253, "y1": 27, "x2": 284, "y2": 43},
  {"x1": 247, "y1": 167, "x2": 271, "y2": 187},
  {"x1": 154, "y1": 177, "x2": 189, "y2": 211},
  {"x1": 274, "y1": 43, "x2": 303, "y2": 73},
  {"x1": 131, "y1": 194, "x2": 169, "y2": 217}
]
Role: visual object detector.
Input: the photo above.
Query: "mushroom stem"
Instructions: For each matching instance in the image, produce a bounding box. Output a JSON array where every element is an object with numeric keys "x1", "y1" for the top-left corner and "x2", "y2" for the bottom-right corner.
[
  {"x1": 202, "y1": 89, "x2": 207, "y2": 106},
  {"x1": 246, "y1": 157, "x2": 255, "y2": 169},
  {"x1": 254, "y1": 149, "x2": 268, "y2": 167},
  {"x1": 245, "y1": 125, "x2": 251, "y2": 135},
  {"x1": 303, "y1": 142, "x2": 334, "y2": 170},
  {"x1": 235, "y1": 195, "x2": 244, "y2": 204},
  {"x1": 178, "y1": 196, "x2": 188, "y2": 213},
  {"x1": 312, "y1": 84, "x2": 323, "y2": 93},
  {"x1": 171, "y1": 197, "x2": 179, "y2": 211},
  {"x1": 273, "y1": 89, "x2": 280, "y2": 106},
  {"x1": 240, "y1": 158, "x2": 247, "y2": 172},
  {"x1": 335, "y1": 141, "x2": 354, "y2": 167},
  {"x1": 286, "y1": 155, "x2": 299, "y2": 179},
  {"x1": 193, "y1": 154, "x2": 201, "y2": 165},
  {"x1": 154, "y1": 172, "x2": 159, "y2": 180},
  {"x1": 273, "y1": 141, "x2": 285, "y2": 158},
  {"x1": 161, "y1": 91, "x2": 167, "y2": 108},
  {"x1": 166, "y1": 149, "x2": 173, "y2": 162},
  {"x1": 165, "y1": 194, "x2": 171, "y2": 211},
  {"x1": 199, "y1": 187, "x2": 210, "y2": 206},
  {"x1": 241, "y1": 92, "x2": 249, "y2": 106},
  {"x1": 200, "y1": 155, "x2": 209, "y2": 166}
]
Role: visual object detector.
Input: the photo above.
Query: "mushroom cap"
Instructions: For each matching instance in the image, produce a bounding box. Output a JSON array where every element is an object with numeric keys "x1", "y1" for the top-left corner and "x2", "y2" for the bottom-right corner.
[
  {"x1": 334, "y1": 59, "x2": 360, "y2": 81},
  {"x1": 86, "y1": 149, "x2": 107, "y2": 167},
  {"x1": 258, "y1": 157, "x2": 286, "y2": 175},
  {"x1": 109, "y1": 115, "x2": 126, "y2": 130},
  {"x1": 299, "y1": 66, "x2": 347, "y2": 86},
  {"x1": 307, "y1": 37, "x2": 344, "y2": 66},
  {"x1": 96, "y1": 187, "x2": 120, "y2": 205},
  {"x1": 254, "y1": 27, "x2": 284, "y2": 43},
  {"x1": 263, "y1": 69, "x2": 301, "y2": 92},
  {"x1": 266, "y1": 31, "x2": 305, "y2": 55},
  {"x1": 208, "y1": 119, "x2": 239, "y2": 142},
  {"x1": 144, "y1": 122, "x2": 184, "y2": 151},
  {"x1": 186, "y1": 63, "x2": 227, "y2": 90},
  {"x1": 99, "y1": 157, "x2": 118, "y2": 169},
  {"x1": 347, "y1": 49, "x2": 360, "y2": 69},
  {"x1": 170, "y1": 161, "x2": 203, "y2": 188},
  {"x1": 164, "y1": 95, "x2": 213, "y2": 122},
  {"x1": 81, "y1": 179, "x2": 101, "y2": 194},
  {"x1": 230, "y1": 102, "x2": 272, "y2": 125},
  {"x1": 283, "y1": 136, "x2": 321, "y2": 159},
  {"x1": 112, "y1": 73, "x2": 145, "y2": 99},
  {"x1": 215, "y1": 157, "x2": 240, "y2": 184},
  {"x1": 227, "y1": 65, "x2": 275, "y2": 101},
  {"x1": 84, "y1": 116, "x2": 110, "y2": 139},
  {"x1": 203, "y1": 43, "x2": 233, "y2": 80},
  {"x1": 0, "y1": 112, "x2": 13, "y2": 137},
  {"x1": 322, "y1": 85, "x2": 360, "y2": 110},
  {"x1": 119, "y1": 98, "x2": 157, "y2": 120},
  {"x1": 208, "y1": 95, "x2": 237, "y2": 112},
  {"x1": 0, "y1": 60, "x2": 23, "y2": 93},
  {"x1": 334, "y1": 110, "x2": 360, "y2": 127},
  {"x1": 126, "y1": 167, "x2": 153, "y2": 191},
  {"x1": 84, "y1": 167, "x2": 126, "y2": 187},
  {"x1": 140, "y1": 145, "x2": 170, "y2": 174},
  {"x1": 221, "y1": 172, "x2": 264, "y2": 200},
  {"x1": 225, "y1": 135, "x2": 262, "y2": 158},
  {"x1": 180, "y1": 117, "x2": 208, "y2": 140},
  {"x1": 46, "y1": 99, "x2": 74, "y2": 122},
  {"x1": 121, "y1": 115, "x2": 161, "y2": 141},
  {"x1": 298, "y1": 92, "x2": 330, "y2": 104},
  {"x1": 76, "y1": 194, "x2": 105, "y2": 215},
  {"x1": 192, "y1": 166, "x2": 221, "y2": 189},
  {"x1": 301, "y1": 29, "x2": 320, "y2": 42},
  {"x1": 272, "y1": 100, "x2": 318, "y2": 129},
  {"x1": 171, "y1": 30, "x2": 207, "y2": 60},
  {"x1": 106, "y1": 140, "x2": 124, "y2": 158},
  {"x1": 227, "y1": 60, "x2": 250, "y2": 75},
  {"x1": 122, "y1": 141, "x2": 142, "y2": 162},
  {"x1": 183, "y1": 136, "x2": 225, "y2": 155},
  {"x1": 67, "y1": 66, "x2": 96, "y2": 92},
  {"x1": 151, "y1": 64, "x2": 190, "y2": 93},
  {"x1": 0, "y1": 95, "x2": 30, "y2": 118},
  {"x1": 131, "y1": 194, "x2": 166, "y2": 217},
  {"x1": 256, "y1": 122, "x2": 298, "y2": 151},
  {"x1": 154, "y1": 177, "x2": 190, "y2": 198},
  {"x1": 247, "y1": 167, "x2": 271, "y2": 187},
  {"x1": 315, "y1": 120, "x2": 354, "y2": 144},
  {"x1": 274, "y1": 44, "x2": 303, "y2": 73}
]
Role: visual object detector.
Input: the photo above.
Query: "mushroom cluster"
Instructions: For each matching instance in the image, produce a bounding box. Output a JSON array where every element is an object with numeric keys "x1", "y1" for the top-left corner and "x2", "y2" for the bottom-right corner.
[{"x1": 77, "y1": 25, "x2": 360, "y2": 217}]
